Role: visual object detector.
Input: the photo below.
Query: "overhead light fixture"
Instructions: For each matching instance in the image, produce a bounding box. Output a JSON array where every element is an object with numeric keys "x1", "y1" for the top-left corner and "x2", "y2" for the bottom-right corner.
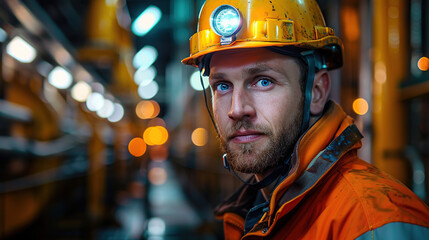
[
  {"x1": 131, "y1": 5, "x2": 162, "y2": 37},
  {"x1": 210, "y1": 5, "x2": 242, "y2": 45},
  {"x1": 133, "y1": 45, "x2": 158, "y2": 69},
  {"x1": 48, "y1": 66, "x2": 73, "y2": 89},
  {"x1": 6, "y1": 36, "x2": 37, "y2": 63}
]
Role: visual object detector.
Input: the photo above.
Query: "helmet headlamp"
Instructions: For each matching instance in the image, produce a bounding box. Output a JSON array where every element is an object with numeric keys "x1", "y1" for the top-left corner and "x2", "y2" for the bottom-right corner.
[{"x1": 210, "y1": 5, "x2": 242, "y2": 45}]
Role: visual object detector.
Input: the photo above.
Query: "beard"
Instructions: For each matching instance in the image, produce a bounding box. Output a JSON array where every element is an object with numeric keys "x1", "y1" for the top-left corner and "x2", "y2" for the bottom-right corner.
[{"x1": 218, "y1": 106, "x2": 303, "y2": 175}]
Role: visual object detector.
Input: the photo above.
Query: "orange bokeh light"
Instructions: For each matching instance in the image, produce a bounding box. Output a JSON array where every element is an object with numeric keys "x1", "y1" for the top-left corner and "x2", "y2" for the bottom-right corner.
[
  {"x1": 143, "y1": 126, "x2": 168, "y2": 146},
  {"x1": 148, "y1": 118, "x2": 166, "y2": 127},
  {"x1": 191, "y1": 128, "x2": 208, "y2": 147},
  {"x1": 353, "y1": 98, "x2": 369, "y2": 115},
  {"x1": 149, "y1": 145, "x2": 168, "y2": 161},
  {"x1": 417, "y1": 57, "x2": 429, "y2": 71},
  {"x1": 148, "y1": 167, "x2": 167, "y2": 185},
  {"x1": 128, "y1": 137, "x2": 147, "y2": 157},
  {"x1": 136, "y1": 100, "x2": 160, "y2": 119}
]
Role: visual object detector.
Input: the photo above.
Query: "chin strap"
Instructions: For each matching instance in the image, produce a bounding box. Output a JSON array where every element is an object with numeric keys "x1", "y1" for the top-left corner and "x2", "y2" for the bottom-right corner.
[
  {"x1": 300, "y1": 51, "x2": 316, "y2": 134},
  {"x1": 267, "y1": 47, "x2": 326, "y2": 135},
  {"x1": 198, "y1": 54, "x2": 219, "y2": 136}
]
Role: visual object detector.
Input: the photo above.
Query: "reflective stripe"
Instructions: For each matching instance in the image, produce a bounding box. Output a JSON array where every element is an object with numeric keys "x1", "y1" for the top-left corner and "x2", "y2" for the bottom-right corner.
[{"x1": 355, "y1": 222, "x2": 429, "y2": 240}]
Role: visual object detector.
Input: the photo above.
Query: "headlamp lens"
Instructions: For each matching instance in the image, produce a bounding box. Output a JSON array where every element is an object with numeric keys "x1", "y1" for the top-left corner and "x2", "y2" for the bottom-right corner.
[{"x1": 210, "y1": 5, "x2": 242, "y2": 37}]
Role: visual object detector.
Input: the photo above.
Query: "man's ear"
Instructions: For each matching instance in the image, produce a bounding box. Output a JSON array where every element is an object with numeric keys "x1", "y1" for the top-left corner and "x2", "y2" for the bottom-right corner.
[{"x1": 310, "y1": 70, "x2": 331, "y2": 116}]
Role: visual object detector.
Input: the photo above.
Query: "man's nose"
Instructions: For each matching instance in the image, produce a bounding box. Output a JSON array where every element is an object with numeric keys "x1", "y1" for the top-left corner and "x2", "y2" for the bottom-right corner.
[{"x1": 228, "y1": 88, "x2": 255, "y2": 121}]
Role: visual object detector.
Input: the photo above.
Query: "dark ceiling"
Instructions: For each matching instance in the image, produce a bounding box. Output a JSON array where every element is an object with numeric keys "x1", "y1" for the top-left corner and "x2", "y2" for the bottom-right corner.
[{"x1": 14, "y1": 0, "x2": 175, "y2": 87}]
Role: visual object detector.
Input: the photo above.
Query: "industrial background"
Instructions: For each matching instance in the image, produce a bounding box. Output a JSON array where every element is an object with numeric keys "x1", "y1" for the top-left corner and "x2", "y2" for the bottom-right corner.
[{"x1": 0, "y1": 0, "x2": 428, "y2": 239}]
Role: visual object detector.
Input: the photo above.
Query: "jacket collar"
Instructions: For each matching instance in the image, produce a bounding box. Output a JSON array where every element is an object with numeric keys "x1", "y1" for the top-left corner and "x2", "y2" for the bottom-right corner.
[
  {"x1": 266, "y1": 101, "x2": 362, "y2": 224},
  {"x1": 270, "y1": 101, "x2": 356, "y2": 202}
]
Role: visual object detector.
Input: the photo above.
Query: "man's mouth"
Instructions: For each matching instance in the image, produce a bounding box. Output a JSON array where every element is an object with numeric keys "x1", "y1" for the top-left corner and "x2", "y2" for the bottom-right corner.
[{"x1": 229, "y1": 130, "x2": 265, "y2": 144}]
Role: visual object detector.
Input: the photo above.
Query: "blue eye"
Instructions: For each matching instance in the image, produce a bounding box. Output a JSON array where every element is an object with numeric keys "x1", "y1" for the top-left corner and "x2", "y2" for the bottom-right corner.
[
  {"x1": 256, "y1": 79, "x2": 272, "y2": 87},
  {"x1": 216, "y1": 83, "x2": 230, "y2": 92}
]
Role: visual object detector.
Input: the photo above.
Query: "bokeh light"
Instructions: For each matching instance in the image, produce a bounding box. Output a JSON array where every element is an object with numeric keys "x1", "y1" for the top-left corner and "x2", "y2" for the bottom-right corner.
[
  {"x1": 190, "y1": 71, "x2": 209, "y2": 91},
  {"x1": 148, "y1": 167, "x2": 167, "y2": 185},
  {"x1": 149, "y1": 145, "x2": 168, "y2": 161},
  {"x1": 136, "y1": 100, "x2": 160, "y2": 119},
  {"x1": 143, "y1": 126, "x2": 168, "y2": 146},
  {"x1": 92, "y1": 82, "x2": 105, "y2": 94},
  {"x1": 71, "y1": 81, "x2": 92, "y2": 102},
  {"x1": 147, "y1": 118, "x2": 166, "y2": 127},
  {"x1": 147, "y1": 217, "x2": 166, "y2": 236},
  {"x1": 86, "y1": 92, "x2": 104, "y2": 111},
  {"x1": 6, "y1": 36, "x2": 36, "y2": 63},
  {"x1": 133, "y1": 45, "x2": 158, "y2": 69},
  {"x1": 97, "y1": 99, "x2": 115, "y2": 118},
  {"x1": 417, "y1": 57, "x2": 429, "y2": 71},
  {"x1": 131, "y1": 6, "x2": 162, "y2": 37},
  {"x1": 128, "y1": 137, "x2": 147, "y2": 157},
  {"x1": 108, "y1": 103, "x2": 125, "y2": 123},
  {"x1": 138, "y1": 80, "x2": 159, "y2": 99},
  {"x1": 48, "y1": 66, "x2": 73, "y2": 89},
  {"x1": 191, "y1": 128, "x2": 208, "y2": 147},
  {"x1": 134, "y1": 66, "x2": 157, "y2": 85},
  {"x1": 353, "y1": 98, "x2": 369, "y2": 115}
]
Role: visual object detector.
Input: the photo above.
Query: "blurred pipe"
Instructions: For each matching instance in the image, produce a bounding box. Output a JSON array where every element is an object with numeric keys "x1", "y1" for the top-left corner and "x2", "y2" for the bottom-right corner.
[
  {"x1": 86, "y1": 0, "x2": 119, "y2": 47},
  {"x1": 0, "y1": 100, "x2": 32, "y2": 122},
  {"x1": 0, "y1": 153, "x2": 113, "y2": 194},
  {"x1": 357, "y1": 0, "x2": 373, "y2": 164},
  {"x1": 0, "y1": 135, "x2": 82, "y2": 157},
  {"x1": 0, "y1": 163, "x2": 85, "y2": 194},
  {"x1": 372, "y1": 0, "x2": 408, "y2": 183}
]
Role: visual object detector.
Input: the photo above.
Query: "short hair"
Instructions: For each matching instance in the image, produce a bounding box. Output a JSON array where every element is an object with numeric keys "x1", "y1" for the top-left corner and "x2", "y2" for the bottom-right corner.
[{"x1": 293, "y1": 57, "x2": 308, "y2": 96}]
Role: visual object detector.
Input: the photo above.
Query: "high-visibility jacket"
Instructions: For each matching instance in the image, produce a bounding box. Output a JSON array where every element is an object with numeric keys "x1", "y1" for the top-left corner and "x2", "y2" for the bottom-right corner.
[{"x1": 214, "y1": 101, "x2": 429, "y2": 239}]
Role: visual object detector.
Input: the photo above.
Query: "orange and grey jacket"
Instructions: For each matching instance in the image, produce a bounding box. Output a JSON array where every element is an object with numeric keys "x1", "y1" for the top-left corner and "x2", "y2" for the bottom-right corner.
[{"x1": 214, "y1": 101, "x2": 429, "y2": 239}]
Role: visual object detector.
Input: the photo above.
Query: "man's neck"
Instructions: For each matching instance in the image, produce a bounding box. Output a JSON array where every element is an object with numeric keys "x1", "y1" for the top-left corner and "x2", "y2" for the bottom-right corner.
[
  {"x1": 255, "y1": 172, "x2": 278, "y2": 201},
  {"x1": 254, "y1": 155, "x2": 298, "y2": 201}
]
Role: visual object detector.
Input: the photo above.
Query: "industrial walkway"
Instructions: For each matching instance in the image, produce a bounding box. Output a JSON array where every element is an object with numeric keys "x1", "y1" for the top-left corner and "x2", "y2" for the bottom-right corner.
[{"x1": 99, "y1": 160, "x2": 221, "y2": 240}]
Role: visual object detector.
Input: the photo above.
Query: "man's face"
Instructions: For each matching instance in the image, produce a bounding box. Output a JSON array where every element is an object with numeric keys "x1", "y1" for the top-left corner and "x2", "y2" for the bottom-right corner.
[{"x1": 209, "y1": 48, "x2": 304, "y2": 175}]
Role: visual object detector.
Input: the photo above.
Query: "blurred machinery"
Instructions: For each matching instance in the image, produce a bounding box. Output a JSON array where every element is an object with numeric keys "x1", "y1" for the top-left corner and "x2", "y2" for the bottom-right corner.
[{"x1": 0, "y1": 0, "x2": 428, "y2": 239}]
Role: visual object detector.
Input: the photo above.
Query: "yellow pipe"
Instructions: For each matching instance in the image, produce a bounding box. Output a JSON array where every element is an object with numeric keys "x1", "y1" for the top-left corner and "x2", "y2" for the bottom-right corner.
[
  {"x1": 86, "y1": 0, "x2": 119, "y2": 47},
  {"x1": 372, "y1": 0, "x2": 408, "y2": 184},
  {"x1": 81, "y1": 0, "x2": 136, "y2": 96}
]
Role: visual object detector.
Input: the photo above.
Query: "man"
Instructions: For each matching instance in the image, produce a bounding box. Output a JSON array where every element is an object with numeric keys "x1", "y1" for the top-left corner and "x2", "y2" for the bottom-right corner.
[{"x1": 182, "y1": 0, "x2": 429, "y2": 239}]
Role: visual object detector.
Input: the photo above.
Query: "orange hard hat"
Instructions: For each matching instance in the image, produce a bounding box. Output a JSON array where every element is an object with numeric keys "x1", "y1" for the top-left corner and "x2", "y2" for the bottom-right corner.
[{"x1": 182, "y1": 0, "x2": 343, "y2": 70}]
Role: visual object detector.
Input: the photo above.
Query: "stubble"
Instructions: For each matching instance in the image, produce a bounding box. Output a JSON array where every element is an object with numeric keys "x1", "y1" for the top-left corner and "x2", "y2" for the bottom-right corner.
[{"x1": 218, "y1": 106, "x2": 303, "y2": 174}]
